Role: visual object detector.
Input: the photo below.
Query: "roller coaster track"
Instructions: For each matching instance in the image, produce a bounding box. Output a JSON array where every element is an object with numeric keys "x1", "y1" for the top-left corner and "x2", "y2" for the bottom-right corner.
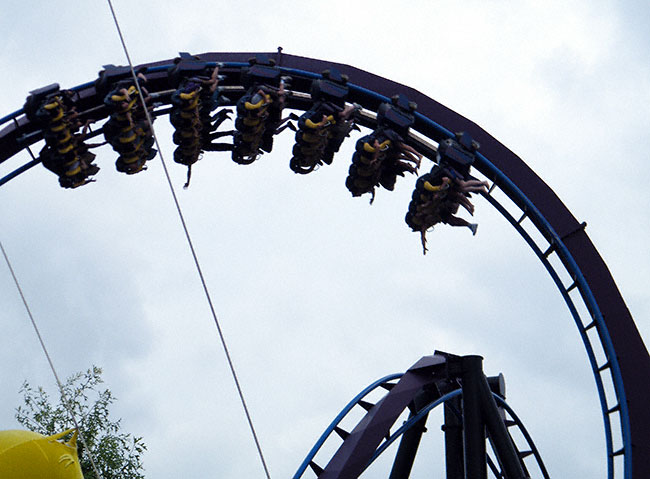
[
  {"x1": 0, "y1": 51, "x2": 648, "y2": 479},
  {"x1": 293, "y1": 353, "x2": 549, "y2": 479}
]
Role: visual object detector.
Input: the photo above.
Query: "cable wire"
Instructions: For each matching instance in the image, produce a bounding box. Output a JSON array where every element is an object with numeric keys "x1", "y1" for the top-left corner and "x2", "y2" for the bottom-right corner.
[
  {"x1": 104, "y1": 2, "x2": 272, "y2": 478},
  {"x1": 1, "y1": 240, "x2": 105, "y2": 479}
]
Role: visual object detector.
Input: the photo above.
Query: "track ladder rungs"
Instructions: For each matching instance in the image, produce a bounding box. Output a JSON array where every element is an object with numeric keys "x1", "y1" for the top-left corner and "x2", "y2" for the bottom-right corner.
[
  {"x1": 358, "y1": 400, "x2": 375, "y2": 411},
  {"x1": 309, "y1": 461, "x2": 324, "y2": 476},
  {"x1": 380, "y1": 382, "x2": 396, "y2": 391},
  {"x1": 543, "y1": 243, "x2": 555, "y2": 258},
  {"x1": 517, "y1": 211, "x2": 527, "y2": 224},
  {"x1": 334, "y1": 426, "x2": 349, "y2": 440},
  {"x1": 584, "y1": 320, "x2": 597, "y2": 331}
]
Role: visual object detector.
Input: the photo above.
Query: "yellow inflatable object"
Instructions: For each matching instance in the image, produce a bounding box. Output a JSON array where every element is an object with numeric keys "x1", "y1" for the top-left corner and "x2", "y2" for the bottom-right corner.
[{"x1": 0, "y1": 428, "x2": 84, "y2": 479}]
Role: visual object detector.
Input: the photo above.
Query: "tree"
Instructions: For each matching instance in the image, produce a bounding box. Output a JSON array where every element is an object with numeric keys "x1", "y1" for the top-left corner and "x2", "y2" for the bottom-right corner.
[{"x1": 15, "y1": 366, "x2": 146, "y2": 479}]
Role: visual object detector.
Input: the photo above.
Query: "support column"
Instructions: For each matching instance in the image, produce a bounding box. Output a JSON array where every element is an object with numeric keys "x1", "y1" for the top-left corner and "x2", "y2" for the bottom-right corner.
[
  {"x1": 443, "y1": 395, "x2": 464, "y2": 479},
  {"x1": 461, "y1": 355, "x2": 487, "y2": 479},
  {"x1": 388, "y1": 411, "x2": 428, "y2": 479}
]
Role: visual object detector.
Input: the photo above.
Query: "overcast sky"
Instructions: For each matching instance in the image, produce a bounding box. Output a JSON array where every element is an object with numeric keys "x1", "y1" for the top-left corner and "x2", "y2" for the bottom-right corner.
[{"x1": 1, "y1": 1, "x2": 649, "y2": 478}]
